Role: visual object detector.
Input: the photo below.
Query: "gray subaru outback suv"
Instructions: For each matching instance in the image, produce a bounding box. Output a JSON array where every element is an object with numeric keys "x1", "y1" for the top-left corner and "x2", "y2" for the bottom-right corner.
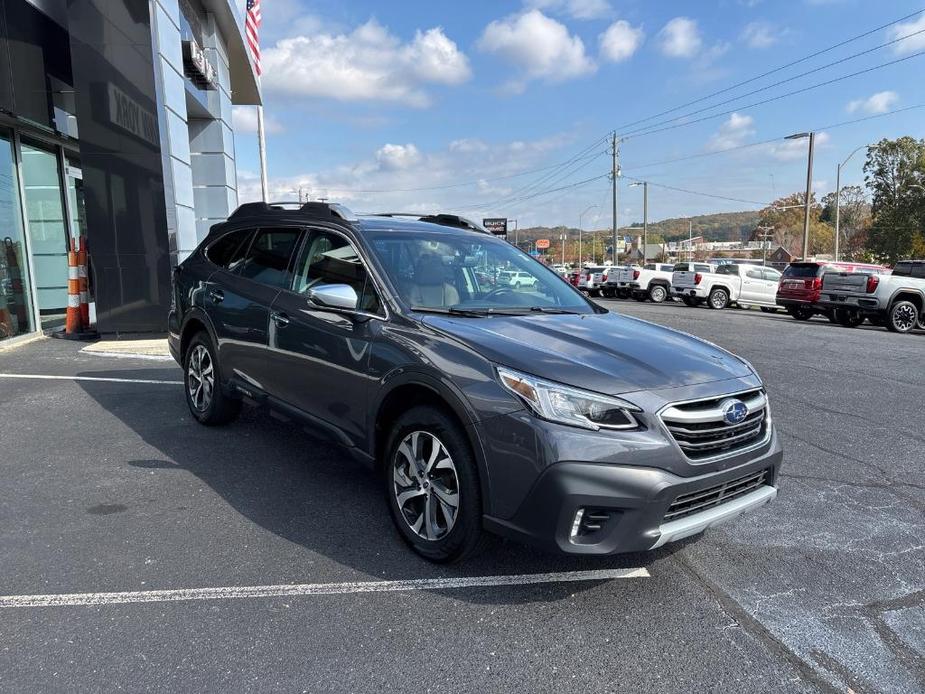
[{"x1": 168, "y1": 202, "x2": 782, "y2": 562}]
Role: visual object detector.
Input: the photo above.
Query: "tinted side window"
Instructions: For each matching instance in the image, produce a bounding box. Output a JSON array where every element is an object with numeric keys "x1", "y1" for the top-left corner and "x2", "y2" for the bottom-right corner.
[
  {"x1": 911, "y1": 263, "x2": 925, "y2": 279},
  {"x1": 238, "y1": 228, "x2": 301, "y2": 287},
  {"x1": 893, "y1": 262, "x2": 911, "y2": 277},
  {"x1": 694, "y1": 264, "x2": 712, "y2": 273},
  {"x1": 292, "y1": 231, "x2": 382, "y2": 315},
  {"x1": 206, "y1": 229, "x2": 254, "y2": 270}
]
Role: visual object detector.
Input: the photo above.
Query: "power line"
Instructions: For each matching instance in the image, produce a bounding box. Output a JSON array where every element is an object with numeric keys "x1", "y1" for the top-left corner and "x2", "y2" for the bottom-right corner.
[
  {"x1": 624, "y1": 49, "x2": 925, "y2": 141},
  {"x1": 456, "y1": 172, "x2": 610, "y2": 212},
  {"x1": 620, "y1": 26, "x2": 925, "y2": 138},
  {"x1": 622, "y1": 175, "x2": 770, "y2": 207},
  {"x1": 614, "y1": 9, "x2": 925, "y2": 132}
]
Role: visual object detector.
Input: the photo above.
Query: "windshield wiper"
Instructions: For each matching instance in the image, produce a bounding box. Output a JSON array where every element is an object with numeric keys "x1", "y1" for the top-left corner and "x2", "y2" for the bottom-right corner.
[
  {"x1": 527, "y1": 306, "x2": 582, "y2": 314},
  {"x1": 410, "y1": 306, "x2": 489, "y2": 317}
]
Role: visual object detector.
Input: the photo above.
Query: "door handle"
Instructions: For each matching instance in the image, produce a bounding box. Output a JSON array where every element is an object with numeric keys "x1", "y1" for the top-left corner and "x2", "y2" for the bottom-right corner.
[
  {"x1": 208, "y1": 289, "x2": 224, "y2": 303},
  {"x1": 270, "y1": 311, "x2": 290, "y2": 328}
]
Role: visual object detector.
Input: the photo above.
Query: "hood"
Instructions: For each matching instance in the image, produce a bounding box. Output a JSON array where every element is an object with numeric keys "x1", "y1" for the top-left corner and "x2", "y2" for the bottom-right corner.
[{"x1": 421, "y1": 311, "x2": 753, "y2": 395}]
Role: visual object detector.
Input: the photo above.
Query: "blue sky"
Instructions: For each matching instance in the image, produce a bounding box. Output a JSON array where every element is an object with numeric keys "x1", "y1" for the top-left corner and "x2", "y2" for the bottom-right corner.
[{"x1": 233, "y1": 0, "x2": 925, "y2": 229}]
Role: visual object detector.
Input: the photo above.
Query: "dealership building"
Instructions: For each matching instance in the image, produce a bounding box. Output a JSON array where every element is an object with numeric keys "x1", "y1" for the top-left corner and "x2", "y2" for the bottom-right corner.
[{"x1": 0, "y1": 0, "x2": 260, "y2": 344}]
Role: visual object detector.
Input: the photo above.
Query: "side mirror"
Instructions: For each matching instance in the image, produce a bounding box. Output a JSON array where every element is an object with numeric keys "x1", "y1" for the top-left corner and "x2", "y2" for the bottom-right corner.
[{"x1": 308, "y1": 284, "x2": 358, "y2": 311}]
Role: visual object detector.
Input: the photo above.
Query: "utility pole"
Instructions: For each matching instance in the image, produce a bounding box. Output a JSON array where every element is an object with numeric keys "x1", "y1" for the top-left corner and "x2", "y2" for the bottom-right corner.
[
  {"x1": 511, "y1": 219, "x2": 519, "y2": 249},
  {"x1": 787, "y1": 132, "x2": 815, "y2": 259},
  {"x1": 611, "y1": 133, "x2": 621, "y2": 265},
  {"x1": 757, "y1": 225, "x2": 774, "y2": 265},
  {"x1": 688, "y1": 221, "x2": 693, "y2": 262}
]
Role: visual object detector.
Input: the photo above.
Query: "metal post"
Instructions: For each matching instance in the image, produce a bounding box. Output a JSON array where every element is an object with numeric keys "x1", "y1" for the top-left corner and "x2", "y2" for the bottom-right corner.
[
  {"x1": 611, "y1": 133, "x2": 619, "y2": 264},
  {"x1": 257, "y1": 106, "x2": 270, "y2": 202},
  {"x1": 642, "y1": 181, "x2": 648, "y2": 265},
  {"x1": 801, "y1": 132, "x2": 815, "y2": 259},
  {"x1": 561, "y1": 233, "x2": 565, "y2": 266},
  {"x1": 834, "y1": 162, "x2": 842, "y2": 262},
  {"x1": 688, "y1": 221, "x2": 693, "y2": 262}
]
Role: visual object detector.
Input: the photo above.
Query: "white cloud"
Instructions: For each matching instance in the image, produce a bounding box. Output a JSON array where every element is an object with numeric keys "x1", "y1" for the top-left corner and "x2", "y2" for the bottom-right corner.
[
  {"x1": 657, "y1": 17, "x2": 702, "y2": 58},
  {"x1": 232, "y1": 106, "x2": 283, "y2": 134},
  {"x1": 889, "y1": 13, "x2": 925, "y2": 54},
  {"x1": 261, "y1": 20, "x2": 471, "y2": 107},
  {"x1": 706, "y1": 112, "x2": 755, "y2": 151},
  {"x1": 846, "y1": 91, "x2": 899, "y2": 114},
  {"x1": 524, "y1": 0, "x2": 613, "y2": 20},
  {"x1": 599, "y1": 20, "x2": 644, "y2": 63},
  {"x1": 478, "y1": 10, "x2": 596, "y2": 84},
  {"x1": 741, "y1": 21, "x2": 782, "y2": 49},
  {"x1": 375, "y1": 144, "x2": 422, "y2": 171}
]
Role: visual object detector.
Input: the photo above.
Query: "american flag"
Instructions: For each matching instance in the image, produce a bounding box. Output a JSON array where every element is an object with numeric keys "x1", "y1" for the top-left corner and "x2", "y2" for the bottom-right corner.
[{"x1": 245, "y1": 0, "x2": 261, "y2": 76}]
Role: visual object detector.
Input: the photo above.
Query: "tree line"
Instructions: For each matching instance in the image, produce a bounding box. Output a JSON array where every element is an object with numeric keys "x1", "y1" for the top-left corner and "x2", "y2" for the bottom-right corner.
[{"x1": 755, "y1": 136, "x2": 925, "y2": 263}]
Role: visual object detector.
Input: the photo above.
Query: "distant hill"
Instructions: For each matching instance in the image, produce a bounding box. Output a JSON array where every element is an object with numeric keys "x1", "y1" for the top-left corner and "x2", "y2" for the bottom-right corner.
[{"x1": 514, "y1": 210, "x2": 761, "y2": 244}]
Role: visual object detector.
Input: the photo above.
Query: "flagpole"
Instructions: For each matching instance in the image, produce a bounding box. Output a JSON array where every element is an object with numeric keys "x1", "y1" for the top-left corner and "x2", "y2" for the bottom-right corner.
[{"x1": 257, "y1": 104, "x2": 269, "y2": 202}]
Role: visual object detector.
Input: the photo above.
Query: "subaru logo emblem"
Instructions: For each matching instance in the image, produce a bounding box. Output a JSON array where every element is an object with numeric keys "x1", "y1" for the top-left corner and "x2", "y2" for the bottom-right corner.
[{"x1": 721, "y1": 398, "x2": 749, "y2": 425}]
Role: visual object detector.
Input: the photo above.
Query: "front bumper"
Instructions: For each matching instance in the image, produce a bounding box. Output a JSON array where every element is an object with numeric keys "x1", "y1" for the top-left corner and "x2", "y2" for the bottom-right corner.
[{"x1": 483, "y1": 431, "x2": 783, "y2": 556}]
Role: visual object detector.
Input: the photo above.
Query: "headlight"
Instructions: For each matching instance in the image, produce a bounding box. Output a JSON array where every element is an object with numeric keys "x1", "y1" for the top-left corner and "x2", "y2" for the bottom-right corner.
[{"x1": 497, "y1": 366, "x2": 641, "y2": 431}]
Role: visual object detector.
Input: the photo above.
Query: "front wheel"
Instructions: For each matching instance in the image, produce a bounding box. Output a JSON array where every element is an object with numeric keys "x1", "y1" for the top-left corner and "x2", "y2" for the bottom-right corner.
[
  {"x1": 184, "y1": 332, "x2": 241, "y2": 426},
  {"x1": 385, "y1": 406, "x2": 483, "y2": 563},
  {"x1": 708, "y1": 288, "x2": 729, "y2": 310},
  {"x1": 886, "y1": 301, "x2": 919, "y2": 333},
  {"x1": 789, "y1": 306, "x2": 813, "y2": 321}
]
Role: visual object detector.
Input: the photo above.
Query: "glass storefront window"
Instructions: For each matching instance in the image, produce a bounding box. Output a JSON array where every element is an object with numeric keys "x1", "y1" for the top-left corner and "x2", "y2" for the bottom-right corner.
[
  {"x1": 21, "y1": 141, "x2": 69, "y2": 330},
  {"x1": 0, "y1": 130, "x2": 34, "y2": 340}
]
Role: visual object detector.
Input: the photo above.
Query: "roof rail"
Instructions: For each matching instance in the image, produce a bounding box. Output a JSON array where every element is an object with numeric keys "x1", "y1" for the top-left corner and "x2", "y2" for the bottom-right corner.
[
  {"x1": 370, "y1": 212, "x2": 487, "y2": 233},
  {"x1": 227, "y1": 201, "x2": 357, "y2": 222}
]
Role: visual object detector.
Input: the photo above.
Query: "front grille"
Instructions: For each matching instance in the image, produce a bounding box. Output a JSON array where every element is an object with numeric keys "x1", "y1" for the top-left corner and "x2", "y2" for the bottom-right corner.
[
  {"x1": 660, "y1": 389, "x2": 769, "y2": 461},
  {"x1": 664, "y1": 469, "x2": 770, "y2": 522}
]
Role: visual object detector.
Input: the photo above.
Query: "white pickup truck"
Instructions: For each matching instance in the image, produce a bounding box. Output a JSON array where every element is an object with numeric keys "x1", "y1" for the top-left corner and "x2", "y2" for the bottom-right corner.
[
  {"x1": 673, "y1": 262, "x2": 781, "y2": 309},
  {"x1": 577, "y1": 265, "x2": 609, "y2": 297},
  {"x1": 817, "y1": 259, "x2": 925, "y2": 333},
  {"x1": 605, "y1": 263, "x2": 676, "y2": 302},
  {"x1": 669, "y1": 262, "x2": 716, "y2": 306}
]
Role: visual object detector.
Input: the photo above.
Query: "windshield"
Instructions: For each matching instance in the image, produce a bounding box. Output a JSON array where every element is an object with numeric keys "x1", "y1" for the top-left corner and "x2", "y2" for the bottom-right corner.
[{"x1": 366, "y1": 231, "x2": 597, "y2": 314}]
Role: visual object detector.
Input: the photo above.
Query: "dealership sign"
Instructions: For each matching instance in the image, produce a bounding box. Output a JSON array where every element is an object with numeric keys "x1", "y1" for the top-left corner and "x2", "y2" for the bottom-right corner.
[
  {"x1": 482, "y1": 218, "x2": 508, "y2": 235},
  {"x1": 536, "y1": 239, "x2": 550, "y2": 250},
  {"x1": 182, "y1": 39, "x2": 217, "y2": 90},
  {"x1": 108, "y1": 84, "x2": 159, "y2": 147}
]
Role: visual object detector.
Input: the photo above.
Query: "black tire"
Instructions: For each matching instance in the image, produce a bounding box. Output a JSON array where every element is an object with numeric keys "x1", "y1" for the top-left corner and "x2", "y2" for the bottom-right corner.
[
  {"x1": 886, "y1": 300, "x2": 919, "y2": 334},
  {"x1": 589, "y1": 288, "x2": 601, "y2": 297},
  {"x1": 681, "y1": 296, "x2": 698, "y2": 307},
  {"x1": 384, "y1": 406, "x2": 483, "y2": 563},
  {"x1": 648, "y1": 285, "x2": 669, "y2": 303},
  {"x1": 708, "y1": 287, "x2": 729, "y2": 310},
  {"x1": 184, "y1": 331, "x2": 241, "y2": 426},
  {"x1": 789, "y1": 306, "x2": 813, "y2": 321},
  {"x1": 616, "y1": 289, "x2": 630, "y2": 300},
  {"x1": 834, "y1": 308, "x2": 864, "y2": 328},
  {"x1": 633, "y1": 292, "x2": 647, "y2": 302},
  {"x1": 601, "y1": 287, "x2": 614, "y2": 298},
  {"x1": 760, "y1": 307, "x2": 777, "y2": 313}
]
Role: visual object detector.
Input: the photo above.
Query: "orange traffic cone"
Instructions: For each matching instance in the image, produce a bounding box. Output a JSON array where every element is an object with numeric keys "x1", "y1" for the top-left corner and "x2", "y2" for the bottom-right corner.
[
  {"x1": 65, "y1": 249, "x2": 81, "y2": 334},
  {"x1": 77, "y1": 237, "x2": 90, "y2": 329}
]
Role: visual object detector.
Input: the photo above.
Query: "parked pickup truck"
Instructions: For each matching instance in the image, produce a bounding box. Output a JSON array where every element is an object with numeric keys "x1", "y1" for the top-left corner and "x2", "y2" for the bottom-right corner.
[
  {"x1": 606, "y1": 263, "x2": 676, "y2": 302},
  {"x1": 818, "y1": 259, "x2": 925, "y2": 333},
  {"x1": 776, "y1": 260, "x2": 888, "y2": 321},
  {"x1": 670, "y1": 262, "x2": 716, "y2": 306},
  {"x1": 674, "y1": 263, "x2": 781, "y2": 310},
  {"x1": 577, "y1": 265, "x2": 609, "y2": 297}
]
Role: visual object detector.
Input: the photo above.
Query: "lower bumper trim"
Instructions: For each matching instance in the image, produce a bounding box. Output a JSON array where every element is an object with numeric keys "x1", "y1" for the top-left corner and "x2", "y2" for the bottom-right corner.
[{"x1": 650, "y1": 485, "x2": 777, "y2": 549}]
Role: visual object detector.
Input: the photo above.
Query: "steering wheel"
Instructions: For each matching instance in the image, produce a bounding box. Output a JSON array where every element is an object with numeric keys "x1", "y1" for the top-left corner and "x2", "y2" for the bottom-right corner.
[{"x1": 482, "y1": 287, "x2": 518, "y2": 302}]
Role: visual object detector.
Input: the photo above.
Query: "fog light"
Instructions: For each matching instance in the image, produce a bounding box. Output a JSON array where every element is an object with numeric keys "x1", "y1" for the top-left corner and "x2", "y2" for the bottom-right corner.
[{"x1": 569, "y1": 509, "x2": 585, "y2": 543}]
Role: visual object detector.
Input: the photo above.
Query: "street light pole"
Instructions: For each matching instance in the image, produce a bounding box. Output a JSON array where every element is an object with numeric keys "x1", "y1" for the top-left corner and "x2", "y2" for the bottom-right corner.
[
  {"x1": 835, "y1": 143, "x2": 873, "y2": 262},
  {"x1": 787, "y1": 132, "x2": 815, "y2": 259},
  {"x1": 630, "y1": 181, "x2": 649, "y2": 264}
]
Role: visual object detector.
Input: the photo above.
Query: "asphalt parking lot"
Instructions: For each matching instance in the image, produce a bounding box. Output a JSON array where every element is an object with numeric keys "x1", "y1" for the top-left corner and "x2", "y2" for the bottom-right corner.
[{"x1": 0, "y1": 302, "x2": 922, "y2": 693}]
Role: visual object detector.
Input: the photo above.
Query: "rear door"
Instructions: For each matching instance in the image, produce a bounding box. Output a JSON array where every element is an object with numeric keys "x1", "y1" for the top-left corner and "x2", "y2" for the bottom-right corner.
[
  {"x1": 741, "y1": 266, "x2": 764, "y2": 302},
  {"x1": 207, "y1": 226, "x2": 303, "y2": 394},
  {"x1": 267, "y1": 228, "x2": 384, "y2": 446},
  {"x1": 760, "y1": 267, "x2": 782, "y2": 302}
]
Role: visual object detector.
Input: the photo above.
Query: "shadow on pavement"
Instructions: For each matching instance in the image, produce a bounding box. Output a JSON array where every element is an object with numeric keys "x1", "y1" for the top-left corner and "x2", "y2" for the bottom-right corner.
[{"x1": 76, "y1": 368, "x2": 683, "y2": 605}]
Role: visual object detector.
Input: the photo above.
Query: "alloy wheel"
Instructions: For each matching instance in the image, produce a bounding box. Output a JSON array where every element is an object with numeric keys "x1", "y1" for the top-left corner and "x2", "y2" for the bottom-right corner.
[
  {"x1": 650, "y1": 286, "x2": 667, "y2": 303},
  {"x1": 892, "y1": 303, "x2": 917, "y2": 332},
  {"x1": 392, "y1": 431, "x2": 459, "y2": 541},
  {"x1": 187, "y1": 344, "x2": 214, "y2": 411}
]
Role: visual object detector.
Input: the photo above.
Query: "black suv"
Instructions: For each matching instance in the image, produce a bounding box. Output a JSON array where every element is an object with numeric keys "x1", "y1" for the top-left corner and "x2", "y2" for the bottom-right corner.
[{"x1": 169, "y1": 202, "x2": 782, "y2": 562}]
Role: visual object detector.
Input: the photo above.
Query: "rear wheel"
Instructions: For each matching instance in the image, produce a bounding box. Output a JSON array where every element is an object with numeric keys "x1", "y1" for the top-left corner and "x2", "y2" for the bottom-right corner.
[
  {"x1": 648, "y1": 285, "x2": 668, "y2": 303},
  {"x1": 835, "y1": 308, "x2": 864, "y2": 328},
  {"x1": 184, "y1": 332, "x2": 241, "y2": 426},
  {"x1": 708, "y1": 288, "x2": 729, "y2": 310},
  {"x1": 788, "y1": 306, "x2": 813, "y2": 321},
  {"x1": 384, "y1": 406, "x2": 483, "y2": 563},
  {"x1": 886, "y1": 301, "x2": 919, "y2": 334}
]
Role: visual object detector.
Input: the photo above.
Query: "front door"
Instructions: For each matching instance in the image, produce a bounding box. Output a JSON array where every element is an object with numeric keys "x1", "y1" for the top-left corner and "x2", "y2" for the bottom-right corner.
[
  {"x1": 267, "y1": 228, "x2": 384, "y2": 447},
  {"x1": 206, "y1": 227, "x2": 302, "y2": 393}
]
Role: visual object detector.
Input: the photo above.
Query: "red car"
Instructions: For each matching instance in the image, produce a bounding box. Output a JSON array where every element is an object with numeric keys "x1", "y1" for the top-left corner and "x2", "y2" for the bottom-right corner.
[
  {"x1": 776, "y1": 260, "x2": 888, "y2": 321},
  {"x1": 568, "y1": 269, "x2": 581, "y2": 287}
]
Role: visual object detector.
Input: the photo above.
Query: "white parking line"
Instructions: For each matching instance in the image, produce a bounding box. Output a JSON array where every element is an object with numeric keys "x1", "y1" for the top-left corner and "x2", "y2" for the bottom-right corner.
[
  {"x1": 0, "y1": 373, "x2": 183, "y2": 385},
  {"x1": 0, "y1": 569, "x2": 649, "y2": 608}
]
